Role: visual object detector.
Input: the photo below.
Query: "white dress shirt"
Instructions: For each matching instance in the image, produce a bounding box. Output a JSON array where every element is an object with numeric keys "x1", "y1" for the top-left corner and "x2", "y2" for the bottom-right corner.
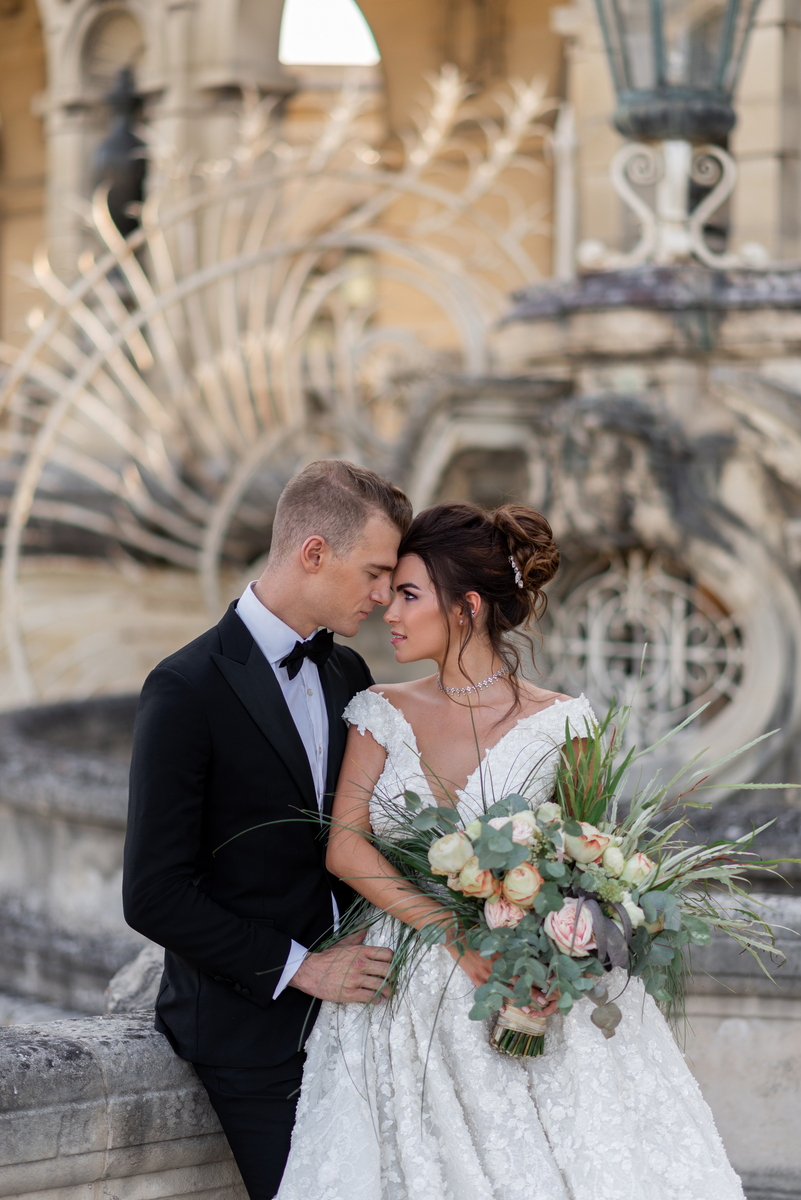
[{"x1": 236, "y1": 582, "x2": 338, "y2": 997}]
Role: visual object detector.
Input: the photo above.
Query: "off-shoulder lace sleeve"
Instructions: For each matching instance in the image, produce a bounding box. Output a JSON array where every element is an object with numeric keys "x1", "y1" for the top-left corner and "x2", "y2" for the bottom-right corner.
[
  {"x1": 548, "y1": 693, "x2": 597, "y2": 744},
  {"x1": 343, "y1": 689, "x2": 409, "y2": 754},
  {"x1": 342, "y1": 689, "x2": 431, "y2": 827}
]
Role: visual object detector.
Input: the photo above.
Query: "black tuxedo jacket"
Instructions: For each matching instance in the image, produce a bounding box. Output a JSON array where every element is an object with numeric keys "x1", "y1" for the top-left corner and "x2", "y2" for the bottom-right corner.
[{"x1": 123, "y1": 602, "x2": 373, "y2": 1067}]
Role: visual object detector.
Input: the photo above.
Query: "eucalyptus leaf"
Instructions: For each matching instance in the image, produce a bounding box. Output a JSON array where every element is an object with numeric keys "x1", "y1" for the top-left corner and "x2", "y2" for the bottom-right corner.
[
  {"x1": 532, "y1": 884, "x2": 564, "y2": 916},
  {"x1": 590, "y1": 1002, "x2": 622, "y2": 1037},
  {"x1": 411, "y1": 809, "x2": 442, "y2": 832},
  {"x1": 644, "y1": 973, "x2": 666, "y2": 996},
  {"x1": 647, "y1": 940, "x2": 676, "y2": 967}
]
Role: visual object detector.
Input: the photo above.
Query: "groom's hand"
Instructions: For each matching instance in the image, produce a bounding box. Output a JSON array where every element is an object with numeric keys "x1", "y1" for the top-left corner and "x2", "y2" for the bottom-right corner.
[{"x1": 289, "y1": 931, "x2": 393, "y2": 1003}]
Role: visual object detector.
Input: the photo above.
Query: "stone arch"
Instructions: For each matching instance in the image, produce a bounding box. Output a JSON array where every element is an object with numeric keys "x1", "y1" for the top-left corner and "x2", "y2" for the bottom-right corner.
[
  {"x1": 50, "y1": 0, "x2": 160, "y2": 104},
  {"x1": 37, "y1": 0, "x2": 163, "y2": 276}
]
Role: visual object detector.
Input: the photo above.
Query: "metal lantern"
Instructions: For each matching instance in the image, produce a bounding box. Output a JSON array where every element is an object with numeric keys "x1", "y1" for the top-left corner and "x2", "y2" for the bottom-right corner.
[
  {"x1": 594, "y1": 0, "x2": 762, "y2": 142},
  {"x1": 92, "y1": 67, "x2": 146, "y2": 238},
  {"x1": 578, "y1": 0, "x2": 768, "y2": 269}
]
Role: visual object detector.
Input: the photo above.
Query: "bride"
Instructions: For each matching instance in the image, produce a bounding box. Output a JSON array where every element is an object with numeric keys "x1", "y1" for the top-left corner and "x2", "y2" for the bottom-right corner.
[{"x1": 276, "y1": 501, "x2": 745, "y2": 1200}]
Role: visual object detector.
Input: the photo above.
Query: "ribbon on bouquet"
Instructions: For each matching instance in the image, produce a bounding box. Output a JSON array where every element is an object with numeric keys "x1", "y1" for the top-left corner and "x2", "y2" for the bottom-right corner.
[
  {"x1": 489, "y1": 1002, "x2": 549, "y2": 1054},
  {"x1": 494, "y1": 1003, "x2": 548, "y2": 1037}
]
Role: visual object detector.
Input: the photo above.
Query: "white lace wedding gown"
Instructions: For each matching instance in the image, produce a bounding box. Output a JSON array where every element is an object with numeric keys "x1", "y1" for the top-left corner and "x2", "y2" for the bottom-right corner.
[{"x1": 276, "y1": 690, "x2": 745, "y2": 1200}]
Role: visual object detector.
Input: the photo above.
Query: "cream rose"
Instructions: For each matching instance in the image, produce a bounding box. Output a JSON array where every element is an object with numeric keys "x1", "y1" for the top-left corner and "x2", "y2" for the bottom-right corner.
[
  {"x1": 502, "y1": 862, "x2": 543, "y2": 908},
  {"x1": 459, "y1": 856, "x2": 500, "y2": 899},
  {"x1": 644, "y1": 911, "x2": 666, "y2": 935},
  {"x1": 484, "y1": 896, "x2": 527, "y2": 929},
  {"x1": 563, "y1": 822, "x2": 612, "y2": 864},
  {"x1": 620, "y1": 851, "x2": 655, "y2": 887},
  {"x1": 427, "y1": 831, "x2": 474, "y2": 876},
  {"x1": 615, "y1": 894, "x2": 645, "y2": 929},
  {"x1": 543, "y1": 898, "x2": 597, "y2": 957},
  {"x1": 446, "y1": 873, "x2": 463, "y2": 891},
  {"x1": 464, "y1": 819, "x2": 483, "y2": 841},
  {"x1": 602, "y1": 845, "x2": 625, "y2": 877},
  {"x1": 536, "y1": 801, "x2": 562, "y2": 825}
]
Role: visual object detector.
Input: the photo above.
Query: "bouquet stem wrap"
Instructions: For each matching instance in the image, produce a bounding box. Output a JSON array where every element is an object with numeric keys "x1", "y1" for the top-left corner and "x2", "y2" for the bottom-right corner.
[{"x1": 490, "y1": 1004, "x2": 547, "y2": 1057}]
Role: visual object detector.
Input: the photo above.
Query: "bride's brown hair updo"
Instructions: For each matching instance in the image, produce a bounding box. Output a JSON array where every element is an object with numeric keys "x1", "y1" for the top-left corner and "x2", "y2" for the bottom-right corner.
[{"x1": 397, "y1": 501, "x2": 560, "y2": 700}]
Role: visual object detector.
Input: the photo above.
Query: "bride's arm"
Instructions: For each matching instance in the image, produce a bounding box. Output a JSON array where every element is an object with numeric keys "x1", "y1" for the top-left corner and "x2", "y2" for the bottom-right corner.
[{"x1": 326, "y1": 722, "x2": 494, "y2": 988}]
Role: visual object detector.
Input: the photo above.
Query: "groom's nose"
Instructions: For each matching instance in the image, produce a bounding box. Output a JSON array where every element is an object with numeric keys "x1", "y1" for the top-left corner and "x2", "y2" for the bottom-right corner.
[{"x1": 371, "y1": 575, "x2": 392, "y2": 605}]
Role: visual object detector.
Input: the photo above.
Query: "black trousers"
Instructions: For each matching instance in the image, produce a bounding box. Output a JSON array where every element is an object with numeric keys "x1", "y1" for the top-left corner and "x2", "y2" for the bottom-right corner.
[{"x1": 193, "y1": 1053, "x2": 306, "y2": 1200}]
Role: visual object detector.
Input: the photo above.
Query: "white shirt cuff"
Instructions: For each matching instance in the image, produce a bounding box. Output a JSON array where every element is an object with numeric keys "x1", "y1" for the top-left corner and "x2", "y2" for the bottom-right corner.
[{"x1": 273, "y1": 940, "x2": 308, "y2": 999}]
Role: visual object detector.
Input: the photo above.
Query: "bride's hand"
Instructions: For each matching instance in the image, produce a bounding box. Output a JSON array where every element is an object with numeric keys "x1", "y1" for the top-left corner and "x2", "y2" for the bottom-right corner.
[
  {"x1": 530, "y1": 986, "x2": 560, "y2": 1017},
  {"x1": 444, "y1": 936, "x2": 563, "y2": 1013}
]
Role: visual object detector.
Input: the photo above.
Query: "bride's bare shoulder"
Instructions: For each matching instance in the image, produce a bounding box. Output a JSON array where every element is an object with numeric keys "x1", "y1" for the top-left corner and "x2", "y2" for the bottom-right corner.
[
  {"x1": 516, "y1": 680, "x2": 575, "y2": 715},
  {"x1": 367, "y1": 678, "x2": 436, "y2": 701},
  {"x1": 367, "y1": 678, "x2": 438, "y2": 720}
]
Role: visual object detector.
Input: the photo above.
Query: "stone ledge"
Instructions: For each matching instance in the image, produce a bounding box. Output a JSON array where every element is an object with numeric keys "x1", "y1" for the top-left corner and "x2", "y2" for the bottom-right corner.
[
  {"x1": 739, "y1": 1172, "x2": 801, "y2": 1200},
  {"x1": 0, "y1": 1014, "x2": 245, "y2": 1200},
  {"x1": 0, "y1": 897, "x2": 143, "y2": 1014}
]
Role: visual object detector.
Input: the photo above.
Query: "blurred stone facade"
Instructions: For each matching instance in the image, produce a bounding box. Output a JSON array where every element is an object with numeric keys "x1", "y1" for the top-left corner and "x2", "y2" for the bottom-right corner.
[{"x1": 1, "y1": 5, "x2": 801, "y2": 1198}]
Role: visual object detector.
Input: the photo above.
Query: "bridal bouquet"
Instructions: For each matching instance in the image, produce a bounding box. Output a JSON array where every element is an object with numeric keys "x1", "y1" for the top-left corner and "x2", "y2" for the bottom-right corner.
[{"x1": 369, "y1": 703, "x2": 790, "y2": 1058}]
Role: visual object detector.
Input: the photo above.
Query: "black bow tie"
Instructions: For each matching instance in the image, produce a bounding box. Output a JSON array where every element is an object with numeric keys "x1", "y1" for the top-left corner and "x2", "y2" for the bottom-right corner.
[{"x1": 279, "y1": 628, "x2": 334, "y2": 680}]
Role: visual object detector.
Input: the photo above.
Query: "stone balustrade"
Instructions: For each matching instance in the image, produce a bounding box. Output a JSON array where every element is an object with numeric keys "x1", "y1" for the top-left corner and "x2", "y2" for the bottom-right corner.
[{"x1": 0, "y1": 1013, "x2": 246, "y2": 1200}]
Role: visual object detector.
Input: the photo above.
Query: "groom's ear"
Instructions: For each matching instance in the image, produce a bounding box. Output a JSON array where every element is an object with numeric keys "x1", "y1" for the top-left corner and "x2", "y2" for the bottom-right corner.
[{"x1": 299, "y1": 534, "x2": 329, "y2": 574}]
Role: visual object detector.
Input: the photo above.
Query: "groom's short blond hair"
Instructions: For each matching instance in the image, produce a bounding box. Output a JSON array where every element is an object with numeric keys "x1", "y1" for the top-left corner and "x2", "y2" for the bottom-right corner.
[{"x1": 269, "y1": 460, "x2": 412, "y2": 563}]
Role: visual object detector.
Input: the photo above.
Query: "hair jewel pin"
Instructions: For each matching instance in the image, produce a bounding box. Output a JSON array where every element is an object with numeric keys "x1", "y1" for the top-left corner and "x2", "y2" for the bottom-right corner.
[{"x1": 509, "y1": 555, "x2": 524, "y2": 589}]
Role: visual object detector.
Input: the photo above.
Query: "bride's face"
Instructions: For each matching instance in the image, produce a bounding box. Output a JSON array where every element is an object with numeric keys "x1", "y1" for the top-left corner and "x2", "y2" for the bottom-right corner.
[{"x1": 384, "y1": 553, "x2": 455, "y2": 663}]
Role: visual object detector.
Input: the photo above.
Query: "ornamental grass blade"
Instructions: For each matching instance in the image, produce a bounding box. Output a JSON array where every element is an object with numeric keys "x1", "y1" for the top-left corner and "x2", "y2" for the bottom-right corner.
[
  {"x1": 687, "y1": 729, "x2": 780, "y2": 780},
  {"x1": 629, "y1": 703, "x2": 710, "y2": 761}
]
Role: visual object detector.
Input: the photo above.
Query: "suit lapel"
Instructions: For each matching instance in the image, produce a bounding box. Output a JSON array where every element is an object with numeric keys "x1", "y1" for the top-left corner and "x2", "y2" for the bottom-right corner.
[
  {"x1": 320, "y1": 649, "x2": 349, "y2": 820},
  {"x1": 211, "y1": 606, "x2": 318, "y2": 814}
]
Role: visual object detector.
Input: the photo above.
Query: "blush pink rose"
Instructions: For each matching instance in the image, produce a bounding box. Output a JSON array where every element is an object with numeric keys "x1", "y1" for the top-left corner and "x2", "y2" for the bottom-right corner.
[
  {"x1": 484, "y1": 896, "x2": 527, "y2": 929},
  {"x1": 563, "y1": 822, "x2": 612, "y2": 864},
  {"x1": 488, "y1": 812, "x2": 539, "y2": 847},
  {"x1": 459, "y1": 856, "x2": 500, "y2": 900},
  {"x1": 544, "y1": 898, "x2": 597, "y2": 957}
]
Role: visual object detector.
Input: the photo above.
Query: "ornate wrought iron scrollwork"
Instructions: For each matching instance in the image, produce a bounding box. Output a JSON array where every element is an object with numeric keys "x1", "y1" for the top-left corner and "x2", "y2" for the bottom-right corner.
[
  {"x1": 0, "y1": 67, "x2": 555, "y2": 701},
  {"x1": 577, "y1": 139, "x2": 765, "y2": 271},
  {"x1": 547, "y1": 552, "x2": 746, "y2": 746}
]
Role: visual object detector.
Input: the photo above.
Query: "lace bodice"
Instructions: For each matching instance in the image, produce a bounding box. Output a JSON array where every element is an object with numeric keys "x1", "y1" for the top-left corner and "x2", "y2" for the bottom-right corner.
[{"x1": 343, "y1": 688, "x2": 596, "y2": 834}]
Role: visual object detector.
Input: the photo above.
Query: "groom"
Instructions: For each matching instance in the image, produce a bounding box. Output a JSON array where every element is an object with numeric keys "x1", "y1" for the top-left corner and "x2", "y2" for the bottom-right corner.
[{"x1": 123, "y1": 459, "x2": 413, "y2": 1199}]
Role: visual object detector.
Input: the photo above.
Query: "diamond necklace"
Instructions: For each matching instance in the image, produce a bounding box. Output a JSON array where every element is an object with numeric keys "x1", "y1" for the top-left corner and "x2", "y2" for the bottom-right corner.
[{"x1": 437, "y1": 665, "x2": 508, "y2": 697}]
